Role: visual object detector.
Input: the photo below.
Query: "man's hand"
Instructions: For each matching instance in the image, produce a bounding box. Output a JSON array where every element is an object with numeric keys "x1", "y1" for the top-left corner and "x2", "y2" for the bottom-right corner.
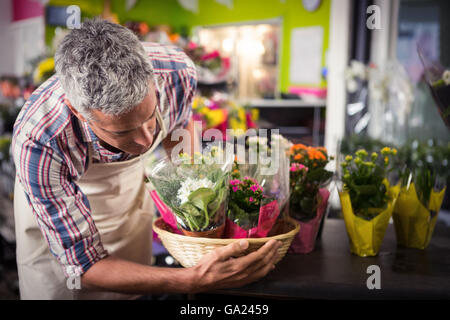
[
  {"x1": 188, "y1": 239, "x2": 282, "y2": 293},
  {"x1": 80, "y1": 239, "x2": 281, "y2": 295}
]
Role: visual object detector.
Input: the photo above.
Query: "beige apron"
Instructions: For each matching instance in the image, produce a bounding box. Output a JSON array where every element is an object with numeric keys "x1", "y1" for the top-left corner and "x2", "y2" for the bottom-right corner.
[{"x1": 14, "y1": 107, "x2": 167, "y2": 300}]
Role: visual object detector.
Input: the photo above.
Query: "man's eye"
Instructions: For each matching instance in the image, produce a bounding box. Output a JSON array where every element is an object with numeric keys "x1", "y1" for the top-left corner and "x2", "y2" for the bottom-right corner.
[{"x1": 112, "y1": 131, "x2": 130, "y2": 136}]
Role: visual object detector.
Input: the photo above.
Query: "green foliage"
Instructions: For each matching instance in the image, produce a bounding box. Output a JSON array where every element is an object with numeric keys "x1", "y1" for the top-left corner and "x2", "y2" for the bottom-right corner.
[
  {"x1": 227, "y1": 163, "x2": 264, "y2": 230},
  {"x1": 289, "y1": 145, "x2": 333, "y2": 221},
  {"x1": 341, "y1": 147, "x2": 397, "y2": 220},
  {"x1": 148, "y1": 149, "x2": 230, "y2": 232},
  {"x1": 396, "y1": 139, "x2": 449, "y2": 208}
]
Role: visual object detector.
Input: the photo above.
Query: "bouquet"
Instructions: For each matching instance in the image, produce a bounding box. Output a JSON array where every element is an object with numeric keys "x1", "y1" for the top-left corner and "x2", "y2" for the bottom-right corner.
[
  {"x1": 289, "y1": 144, "x2": 333, "y2": 221},
  {"x1": 417, "y1": 44, "x2": 450, "y2": 129},
  {"x1": 338, "y1": 147, "x2": 400, "y2": 256},
  {"x1": 192, "y1": 94, "x2": 259, "y2": 141},
  {"x1": 248, "y1": 134, "x2": 291, "y2": 212},
  {"x1": 288, "y1": 144, "x2": 333, "y2": 253},
  {"x1": 226, "y1": 163, "x2": 278, "y2": 238},
  {"x1": 184, "y1": 42, "x2": 230, "y2": 84},
  {"x1": 145, "y1": 146, "x2": 232, "y2": 238},
  {"x1": 393, "y1": 140, "x2": 448, "y2": 249},
  {"x1": 225, "y1": 134, "x2": 290, "y2": 238}
]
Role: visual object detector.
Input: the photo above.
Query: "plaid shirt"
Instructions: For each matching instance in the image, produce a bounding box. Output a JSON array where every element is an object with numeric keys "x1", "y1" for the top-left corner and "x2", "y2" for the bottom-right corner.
[{"x1": 12, "y1": 43, "x2": 196, "y2": 277}]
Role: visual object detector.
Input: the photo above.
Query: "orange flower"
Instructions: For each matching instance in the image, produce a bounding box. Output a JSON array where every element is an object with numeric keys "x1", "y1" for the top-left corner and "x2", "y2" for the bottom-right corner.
[
  {"x1": 317, "y1": 146, "x2": 327, "y2": 154},
  {"x1": 294, "y1": 154, "x2": 303, "y2": 161},
  {"x1": 307, "y1": 148, "x2": 326, "y2": 161},
  {"x1": 295, "y1": 144, "x2": 307, "y2": 150},
  {"x1": 290, "y1": 144, "x2": 307, "y2": 154}
]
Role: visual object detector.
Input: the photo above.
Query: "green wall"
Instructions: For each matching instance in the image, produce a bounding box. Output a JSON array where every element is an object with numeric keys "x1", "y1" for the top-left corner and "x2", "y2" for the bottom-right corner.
[{"x1": 47, "y1": 0, "x2": 331, "y2": 92}]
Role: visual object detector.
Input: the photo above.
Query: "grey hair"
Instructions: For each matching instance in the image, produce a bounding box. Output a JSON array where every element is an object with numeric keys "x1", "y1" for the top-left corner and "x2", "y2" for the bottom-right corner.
[{"x1": 55, "y1": 18, "x2": 153, "y2": 119}]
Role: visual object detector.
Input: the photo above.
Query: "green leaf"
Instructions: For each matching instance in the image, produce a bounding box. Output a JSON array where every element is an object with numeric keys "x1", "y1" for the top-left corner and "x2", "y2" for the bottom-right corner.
[
  {"x1": 180, "y1": 202, "x2": 202, "y2": 217},
  {"x1": 353, "y1": 184, "x2": 378, "y2": 195},
  {"x1": 188, "y1": 188, "x2": 216, "y2": 213},
  {"x1": 208, "y1": 187, "x2": 225, "y2": 215}
]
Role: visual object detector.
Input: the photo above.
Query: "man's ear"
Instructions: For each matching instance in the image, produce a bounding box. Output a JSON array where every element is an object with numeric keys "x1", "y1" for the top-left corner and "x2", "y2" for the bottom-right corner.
[{"x1": 64, "y1": 99, "x2": 88, "y2": 122}]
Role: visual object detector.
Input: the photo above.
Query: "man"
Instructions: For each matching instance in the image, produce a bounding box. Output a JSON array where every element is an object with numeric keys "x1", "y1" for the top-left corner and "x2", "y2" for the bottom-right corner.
[{"x1": 12, "y1": 19, "x2": 280, "y2": 299}]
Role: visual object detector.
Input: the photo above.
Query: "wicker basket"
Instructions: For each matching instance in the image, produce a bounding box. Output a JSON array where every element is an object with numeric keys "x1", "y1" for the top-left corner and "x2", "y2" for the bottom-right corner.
[{"x1": 152, "y1": 217, "x2": 300, "y2": 268}]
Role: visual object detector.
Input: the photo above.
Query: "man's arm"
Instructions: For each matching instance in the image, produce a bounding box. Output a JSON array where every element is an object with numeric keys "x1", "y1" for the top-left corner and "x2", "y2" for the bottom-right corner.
[{"x1": 81, "y1": 239, "x2": 281, "y2": 294}]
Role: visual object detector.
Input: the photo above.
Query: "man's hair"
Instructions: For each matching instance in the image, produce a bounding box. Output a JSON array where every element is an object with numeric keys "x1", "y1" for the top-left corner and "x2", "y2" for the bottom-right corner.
[{"x1": 55, "y1": 18, "x2": 153, "y2": 119}]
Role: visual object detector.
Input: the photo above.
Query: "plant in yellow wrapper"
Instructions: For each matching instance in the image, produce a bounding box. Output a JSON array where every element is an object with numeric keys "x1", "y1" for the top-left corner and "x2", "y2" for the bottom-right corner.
[
  {"x1": 393, "y1": 141, "x2": 448, "y2": 249},
  {"x1": 339, "y1": 147, "x2": 400, "y2": 257}
]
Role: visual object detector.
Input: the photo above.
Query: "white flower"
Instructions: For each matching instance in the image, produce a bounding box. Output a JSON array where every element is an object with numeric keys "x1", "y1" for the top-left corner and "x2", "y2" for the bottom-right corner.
[
  {"x1": 443, "y1": 70, "x2": 450, "y2": 86},
  {"x1": 350, "y1": 60, "x2": 367, "y2": 80},
  {"x1": 248, "y1": 136, "x2": 268, "y2": 149},
  {"x1": 177, "y1": 177, "x2": 214, "y2": 204},
  {"x1": 271, "y1": 133, "x2": 290, "y2": 151},
  {"x1": 347, "y1": 79, "x2": 358, "y2": 93}
]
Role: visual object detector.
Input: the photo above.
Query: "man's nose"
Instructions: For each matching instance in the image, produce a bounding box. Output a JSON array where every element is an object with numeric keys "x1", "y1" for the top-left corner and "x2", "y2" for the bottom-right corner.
[{"x1": 135, "y1": 125, "x2": 154, "y2": 147}]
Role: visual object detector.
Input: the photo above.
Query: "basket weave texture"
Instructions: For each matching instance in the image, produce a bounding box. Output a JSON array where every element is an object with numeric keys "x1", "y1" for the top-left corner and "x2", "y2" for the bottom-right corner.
[{"x1": 153, "y1": 217, "x2": 300, "y2": 268}]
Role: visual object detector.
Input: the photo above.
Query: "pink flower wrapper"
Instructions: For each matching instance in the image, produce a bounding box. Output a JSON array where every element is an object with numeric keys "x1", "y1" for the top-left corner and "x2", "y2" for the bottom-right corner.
[
  {"x1": 289, "y1": 188, "x2": 330, "y2": 254},
  {"x1": 225, "y1": 200, "x2": 280, "y2": 238},
  {"x1": 150, "y1": 190, "x2": 182, "y2": 236}
]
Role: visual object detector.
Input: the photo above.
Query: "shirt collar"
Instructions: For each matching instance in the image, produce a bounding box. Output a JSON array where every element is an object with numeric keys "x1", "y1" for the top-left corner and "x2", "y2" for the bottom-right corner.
[{"x1": 79, "y1": 118, "x2": 98, "y2": 143}]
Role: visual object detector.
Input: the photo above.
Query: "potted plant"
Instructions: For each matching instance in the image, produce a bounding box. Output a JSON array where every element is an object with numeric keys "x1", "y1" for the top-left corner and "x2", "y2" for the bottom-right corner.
[
  {"x1": 225, "y1": 162, "x2": 280, "y2": 238},
  {"x1": 146, "y1": 146, "x2": 232, "y2": 238},
  {"x1": 338, "y1": 147, "x2": 400, "y2": 257},
  {"x1": 393, "y1": 141, "x2": 448, "y2": 249},
  {"x1": 288, "y1": 144, "x2": 333, "y2": 253}
]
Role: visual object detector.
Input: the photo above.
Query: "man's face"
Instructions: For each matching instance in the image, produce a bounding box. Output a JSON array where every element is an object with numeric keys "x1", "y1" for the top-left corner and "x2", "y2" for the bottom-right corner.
[{"x1": 86, "y1": 86, "x2": 159, "y2": 155}]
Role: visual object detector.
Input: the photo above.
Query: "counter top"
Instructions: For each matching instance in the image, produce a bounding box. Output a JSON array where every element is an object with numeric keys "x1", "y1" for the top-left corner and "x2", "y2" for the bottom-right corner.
[{"x1": 208, "y1": 218, "x2": 450, "y2": 300}]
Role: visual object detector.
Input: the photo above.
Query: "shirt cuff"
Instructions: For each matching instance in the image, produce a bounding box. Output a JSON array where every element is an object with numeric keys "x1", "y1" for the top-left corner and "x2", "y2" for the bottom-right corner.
[{"x1": 60, "y1": 235, "x2": 109, "y2": 278}]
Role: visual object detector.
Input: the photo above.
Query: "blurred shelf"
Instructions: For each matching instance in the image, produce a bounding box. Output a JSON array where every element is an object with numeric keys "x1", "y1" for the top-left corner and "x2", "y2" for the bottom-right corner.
[{"x1": 239, "y1": 99, "x2": 326, "y2": 108}]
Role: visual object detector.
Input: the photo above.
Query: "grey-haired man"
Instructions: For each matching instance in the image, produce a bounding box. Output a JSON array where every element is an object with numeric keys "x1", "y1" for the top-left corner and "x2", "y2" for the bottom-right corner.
[{"x1": 12, "y1": 19, "x2": 280, "y2": 299}]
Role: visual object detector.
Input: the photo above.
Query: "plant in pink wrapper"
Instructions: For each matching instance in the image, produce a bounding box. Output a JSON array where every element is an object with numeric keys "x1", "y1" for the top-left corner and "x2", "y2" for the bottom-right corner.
[
  {"x1": 225, "y1": 160, "x2": 281, "y2": 238},
  {"x1": 288, "y1": 144, "x2": 334, "y2": 253}
]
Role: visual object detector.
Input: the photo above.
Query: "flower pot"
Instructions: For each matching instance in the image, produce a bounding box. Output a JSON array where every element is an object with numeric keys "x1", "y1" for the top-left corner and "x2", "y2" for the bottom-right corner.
[
  {"x1": 225, "y1": 200, "x2": 280, "y2": 238},
  {"x1": 339, "y1": 184, "x2": 400, "y2": 257},
  {"x1": 181, "y1": 223, "x2": 225, "y2": 238},
  {"x1": 393, "y1": 182, "x2": 446, "y2": 249},
  {"x1": 289, "y1": 188, "x2": 330, "y2": 254}
]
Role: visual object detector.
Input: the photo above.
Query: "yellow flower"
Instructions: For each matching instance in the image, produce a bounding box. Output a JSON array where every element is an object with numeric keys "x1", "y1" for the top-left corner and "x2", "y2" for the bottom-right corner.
[
  {"x1": 384, "y1": 156, "x2": 389, "y2": 165},
  {"x1": 371, "y1": 152, "x2": 378, "y2": 160},
  {"x1": 39, "y1": 57, "x2": 55, "y2": 74},
  {"x1": 205, "y1": 109, "x2": 226, "y2": 127},
  {"x1": 364, "y1": 161, "x2": 375, "y2": 168},
  {"x1": 192, "y1": 97, "x2": 199, "y2": 110},
  {"x1": 198, "y1": 107, "x2": 209, "y2": 115},
  {"x1": 345, "y1": 155, "x2": 353, "y2": 162},
  {"x1": 355, "y1": 149, "x2": 368, "y2": 159},
  {"x1": 354, "y1": 157, "x2": 362, "y2": 165},
  {"x1": 33, "y1": 57, "x2": 55, "y2": 84},
  {"x1": 381, "y1": 147, "x2": 391, "y2": 155},
  {"x1": 391, "y1": 148, "x2": 397, "y2": 155},
  {"x1": 238, "y1": 108, "x2": 246, "y2": 122},
  {"x1": 229, "y1": 119, "x2": 246, "y2": 132},
  {"x1": 250, "y1": 108, "x2": 259, "y2": 121}
]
